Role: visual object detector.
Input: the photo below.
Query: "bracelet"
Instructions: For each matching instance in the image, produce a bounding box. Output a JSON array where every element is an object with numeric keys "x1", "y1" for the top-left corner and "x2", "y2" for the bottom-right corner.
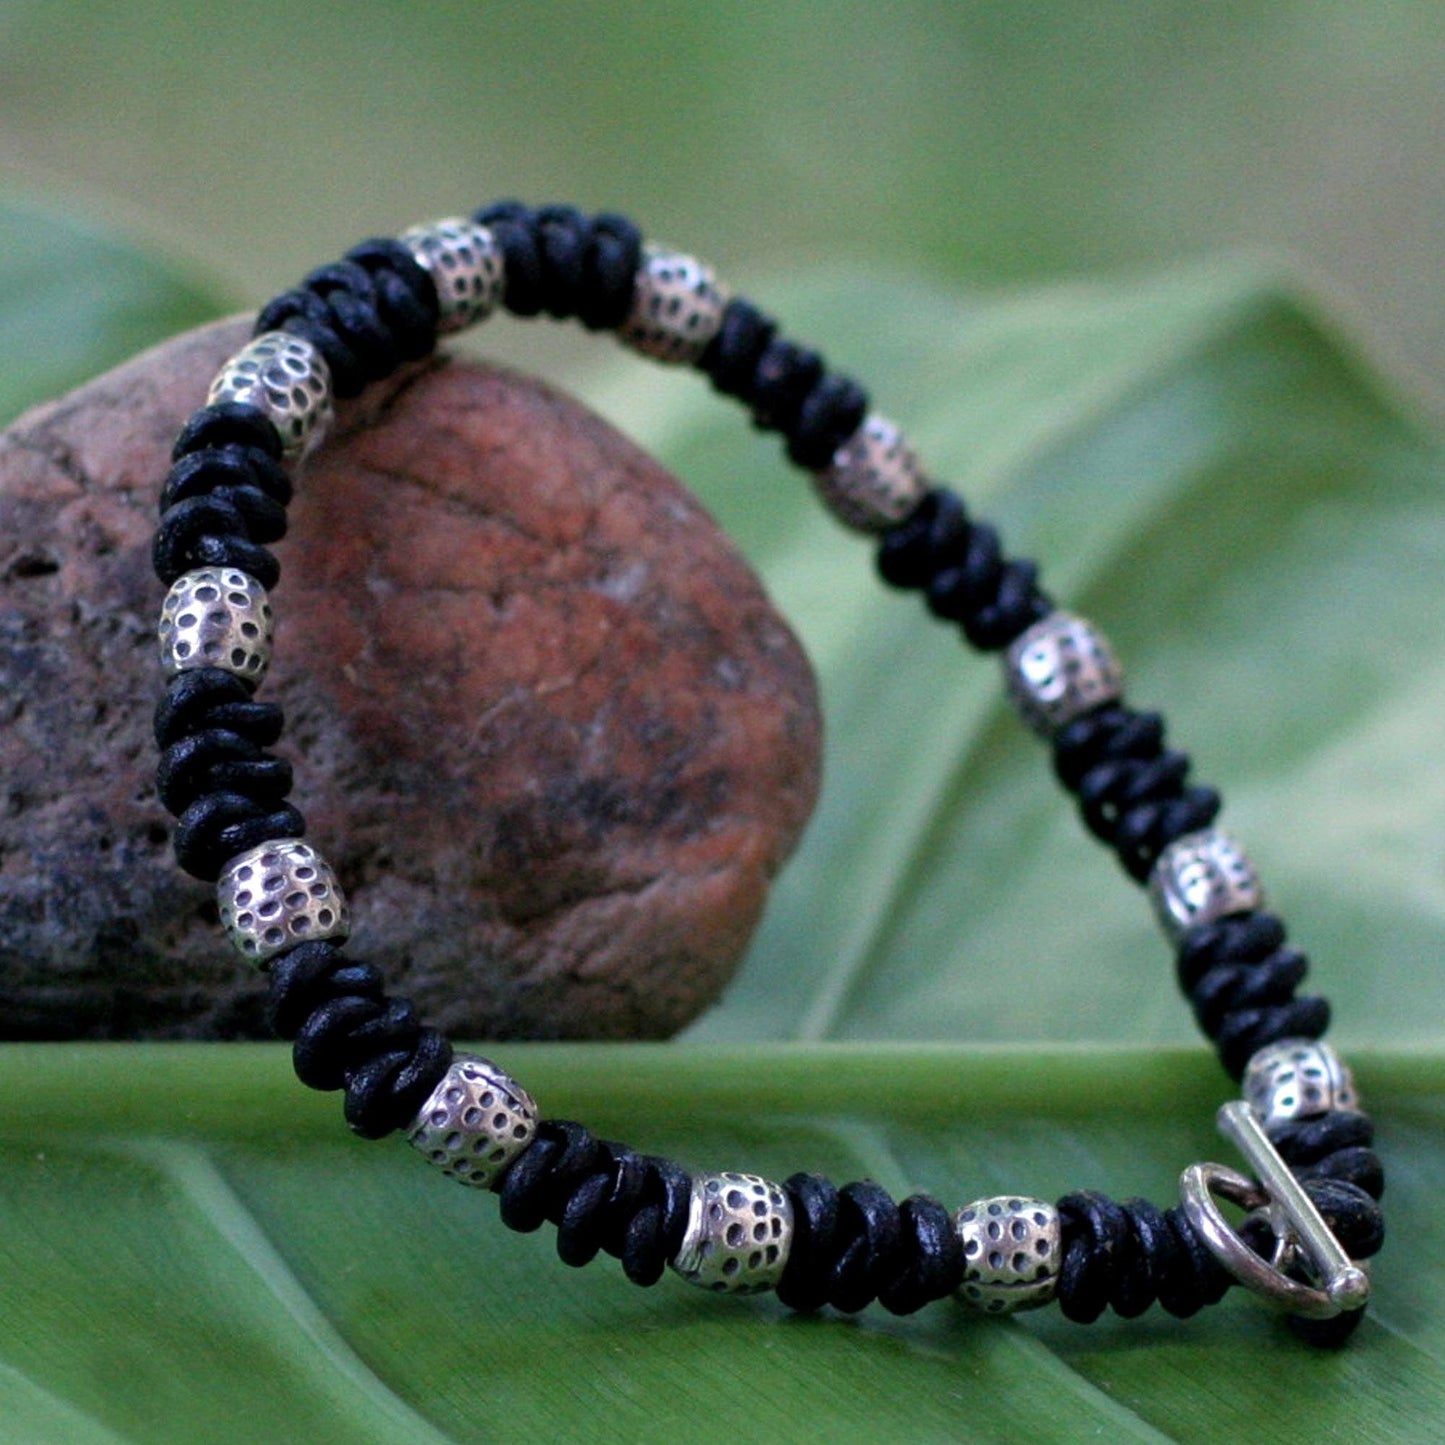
[{"x1": 146, "y1": 201, "x2": 1384, "y2": 1347}]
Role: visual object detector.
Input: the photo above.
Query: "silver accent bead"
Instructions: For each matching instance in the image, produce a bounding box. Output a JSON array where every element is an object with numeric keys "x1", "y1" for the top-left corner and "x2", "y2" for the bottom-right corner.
[
  {"x1": 157, "y1": 567, "x2": 273, "y2": 684},
  {"x1": 408, "y1": 1054, "x2": 539, "y2": 1188},
  {"x1": 813, "y1": 413, "x2": 928, "y2": 533},
  {"x1": 1148, "y1": 828, "x2": 1264, "y2": 941},
  {"x1": 399, "y1": 217, "x2": 505, "y2": 333},
  {"x1": 1243, "y1": 1040, "x2": 1361, "y2": 1127},
  {"x1": 954, "y1": 1196, "x2": 1061, "y2": 1314},
  {"x1": 671, "y1": 1171, "x2": 793, "y2": 1294},
  {"x1": 1003, "y1": 611, "x2": 1124, "y2": 738},
  {"x1": 618, "y1": 246, "x2": 727, "y2": 365},
  {"x1": 216, "y1": 840, "x2": 350, "y2": 965},
  {"x1": 207, "y1": 331, "x2": 333, "y2": 463}
]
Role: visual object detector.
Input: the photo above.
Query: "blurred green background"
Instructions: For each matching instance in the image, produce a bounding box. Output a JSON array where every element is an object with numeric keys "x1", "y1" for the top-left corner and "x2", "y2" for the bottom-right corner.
[{"x1": 2, "y1": 0, "x2": 1443, "y2": 410}]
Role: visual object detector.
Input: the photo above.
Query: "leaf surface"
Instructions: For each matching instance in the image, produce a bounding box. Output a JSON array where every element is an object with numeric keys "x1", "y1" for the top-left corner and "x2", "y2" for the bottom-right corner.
[
  {"x1": 0, "y1": 1045, "x2": 1441, "y2": 1444},
  {"x1": 614, "y1": 264, "x2": 1445, "y2": 1052},
  {"x1": 0, "y1": 195, "x2": 224, "y2": 426}
]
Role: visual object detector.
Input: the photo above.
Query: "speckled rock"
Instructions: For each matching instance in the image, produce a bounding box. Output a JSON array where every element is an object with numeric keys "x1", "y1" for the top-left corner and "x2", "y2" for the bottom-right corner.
[{"x1": 0, "y1": 317, "x2": 821, "y2": 1040}]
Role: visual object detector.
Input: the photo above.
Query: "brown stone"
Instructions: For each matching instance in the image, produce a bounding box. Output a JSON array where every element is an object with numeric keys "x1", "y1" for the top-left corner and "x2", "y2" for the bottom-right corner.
[{"x1": 0, "y1": 317, "x2": 821, "y2": 1040}]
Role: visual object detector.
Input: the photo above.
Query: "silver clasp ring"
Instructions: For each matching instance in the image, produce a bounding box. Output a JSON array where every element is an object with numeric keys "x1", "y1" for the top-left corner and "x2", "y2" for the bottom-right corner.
[{"x1": 1179, "y1": 1101, "x2": 1369, "y2": 1320}]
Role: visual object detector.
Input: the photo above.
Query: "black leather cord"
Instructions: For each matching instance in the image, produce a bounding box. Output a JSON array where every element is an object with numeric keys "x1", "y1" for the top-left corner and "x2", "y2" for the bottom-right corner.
[
  {"x1": 267, "y1": 940, "x2": 452, "y2": 1140},
  {"x1": 172, "y1": 400, "x2": 285, "y2": 464},
  {"x1": 472, "y1": 202, "x2": 643, "y2": 329},
  {"x1": 142, "y1": 200, "x2": 1384, "y2": 1345},
  {"x1": 777, "y1": 1173, "x2": 963, "y2": 1316},
  {"x1": 876, "y1": 487, "x2": 1053, "y2": 650}
]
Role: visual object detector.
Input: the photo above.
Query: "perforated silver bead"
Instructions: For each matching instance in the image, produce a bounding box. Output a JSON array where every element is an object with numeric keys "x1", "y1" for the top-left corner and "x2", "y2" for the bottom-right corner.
[
  {"x1": 954, "y1": 1196, "x2": 1061, "y2": 1314},
  {"x1": 619, "y1": 246, "x2": 727, "y2": 364},
  {"x1": 1243, "y1": 1040, "x2": 1361, "y2": 1128},
  {"x1": 157, "y1": 567, "x2": 273, "y2": 684},
  {"x1": 1148, "y1": 828, "x2": 1264, "y2": 942},
  {"x1": 1003, "y1": 611, "x2": 1124, "y2": 738},
  {"x1": 408, "y1": 1054, "x2": 539, "y2": 1188},
  {"x1": 216, "y1": 840, "x2": 349, "y2": 965},
  {"x1": 813, "y1": 413, "x2": 928, "y2": 532},
  {"x1": 207, "y1": 331, "x2": 333, "y2": 463},
  {"x1": 399, "y1": 217, "x2": 505, "y2": 333},
  {"x1": 671, "y1": 1171, "x2": 793, "y2": 1294}
]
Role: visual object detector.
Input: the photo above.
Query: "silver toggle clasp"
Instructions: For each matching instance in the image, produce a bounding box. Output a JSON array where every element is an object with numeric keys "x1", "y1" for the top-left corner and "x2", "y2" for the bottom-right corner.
[{"x1": 1180, "y1": 1100, "x2": 1369, "y2": 1319}]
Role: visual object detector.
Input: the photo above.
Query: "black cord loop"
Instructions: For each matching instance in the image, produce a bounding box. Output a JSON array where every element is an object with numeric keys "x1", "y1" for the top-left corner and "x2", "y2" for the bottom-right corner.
[
  {"x1": 875, "y1": 487, "x2": 1052, "y2": 650},
  {"x1": 266, "y1": 939, "x2": 451, "y2": 1139},
  {"x1": 161, "y1": 444, "x2": 293, "y2": 514},
  {"x1": 156, "y1": 728, "x2": 293, "y2": 816},
  {"x1": 171, "y1": 792, "x2": 305, "y2": 882},
  {"x1": 172, "y1": 401, "x2": 285, "y2": 464},
  {"x1": 472, "y1": 202, "x2": 643, "y2": 328},
  {"x1": 1056, "y1": 1190, "x2": 1232, "y2": 1323},
  {"x1": 155, "y1": 668, "x2": 285, "y2": 750}
]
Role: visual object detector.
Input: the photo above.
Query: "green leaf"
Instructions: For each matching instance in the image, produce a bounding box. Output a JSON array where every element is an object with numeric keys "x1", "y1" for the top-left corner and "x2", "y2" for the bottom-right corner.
[
  {"x1": 0, "y1": 1044, "x2": 1440, "y2": 1444},
  {"x1": 592, "y1": 262, "x2": 1445, "y2": 1050},
  {"x1": 5, "y1": 257, "x2": 1443, "y2": 1435},
  {"x1": 0, "y1": 194, "x2": 227, "y2": 426}
]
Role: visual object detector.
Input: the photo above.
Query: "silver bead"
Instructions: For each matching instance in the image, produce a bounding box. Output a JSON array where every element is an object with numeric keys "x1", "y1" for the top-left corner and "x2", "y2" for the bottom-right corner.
[
  {"x1": 671, "y1": 1171, "x2": 793, "y2": 1294},
  {"x1": 216, "y1": 840, "x2": 350, "y2": 965},
  {"x1": 1003, "y1": 611, "x2": 1124, "y2": 738},
  {"x1": 1243, "y1": 1040, "x2": 1361, "y2": 1128},
  {"x1": 954, "y1": 1196, "x2": 1061, "y2": 1314},
  {"x1": 812, "y1": 414, "x2": 927, "y2": 533},
  {"x1": 207, "y1": 331, "x2": 333, "y2": 463},
  {"x1": 619, "y1": 246, "x2": 727, "y2": 365},
  {"x1": 157, "y1": 567, "x2": 274, "y2": 684},
  {"x1": 1148, "y1": 828, "x2": 1264, "y2": 941},
  {"x1": 399, "y1": 217, "x2": 505, "y2": 333},
  {"x1": 408, "y1": 1053, "x2": 539, "y2": 1188}
]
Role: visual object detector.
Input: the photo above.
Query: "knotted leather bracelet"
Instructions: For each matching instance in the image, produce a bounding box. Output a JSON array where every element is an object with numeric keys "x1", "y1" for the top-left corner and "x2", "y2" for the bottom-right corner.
[{"x1": 147, "y1": 201, "x2": 1385, "y2": 1346}]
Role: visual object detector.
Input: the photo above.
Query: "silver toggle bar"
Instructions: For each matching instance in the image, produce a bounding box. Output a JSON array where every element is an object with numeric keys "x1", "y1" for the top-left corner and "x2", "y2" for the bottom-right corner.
[{"x1": 1180, "y1": 1100, "x2": 1369, "y2": 1319}]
